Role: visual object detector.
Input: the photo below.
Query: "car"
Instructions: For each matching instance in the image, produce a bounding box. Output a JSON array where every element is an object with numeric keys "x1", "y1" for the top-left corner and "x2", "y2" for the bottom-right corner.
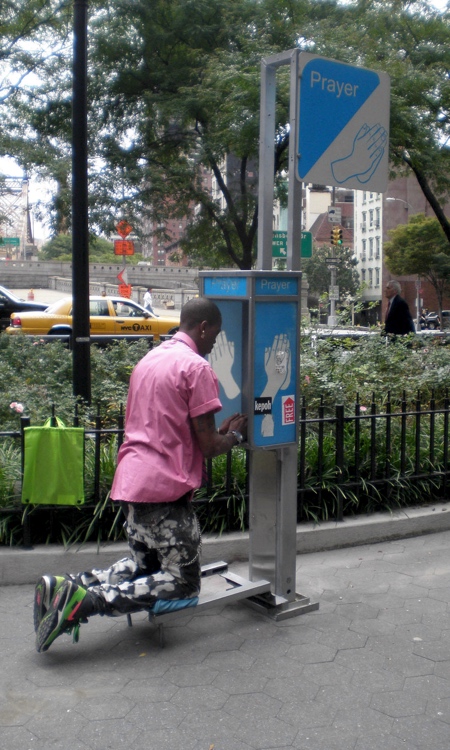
[
  {"x1": 418, "y1": 311, "x2": 450, "y2": 330},
  {"x1": 6, "y1": 295, "x2": 180, "y2": 341},
  {"x1": 0, "y1": 285, "x2": 50, "y2": 331}
]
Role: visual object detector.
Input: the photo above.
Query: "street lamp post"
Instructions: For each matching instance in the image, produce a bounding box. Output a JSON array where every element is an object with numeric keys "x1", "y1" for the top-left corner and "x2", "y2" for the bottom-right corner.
[
  {"x1": 385, "y1": 197, "x2": 416, "y2": 212},
  {"x1": 325, "y1": 256, "x2": 341, "y2": 327},
  {"x1": 72, "y1": 0, "x2": 91, "y2": 403}
]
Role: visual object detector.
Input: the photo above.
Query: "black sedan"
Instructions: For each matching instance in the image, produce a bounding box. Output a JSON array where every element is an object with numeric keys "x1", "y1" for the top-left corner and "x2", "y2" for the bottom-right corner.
[{"x1": 0, "y1": 285, "x2": 50, "y2": 330}]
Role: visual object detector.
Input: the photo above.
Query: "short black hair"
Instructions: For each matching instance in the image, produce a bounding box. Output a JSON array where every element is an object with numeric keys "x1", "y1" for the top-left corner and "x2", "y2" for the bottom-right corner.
[{"x1": 180, "y1": 297, "x2": 221, "y2": 329}]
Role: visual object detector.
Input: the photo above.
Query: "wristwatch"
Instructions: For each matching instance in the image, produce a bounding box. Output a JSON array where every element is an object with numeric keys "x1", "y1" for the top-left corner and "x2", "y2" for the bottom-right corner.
[{"x1": 229, "y1": 430, "x2": 244, "y2": 444}]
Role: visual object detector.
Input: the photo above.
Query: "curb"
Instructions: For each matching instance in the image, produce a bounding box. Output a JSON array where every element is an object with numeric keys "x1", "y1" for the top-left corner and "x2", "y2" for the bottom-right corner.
[{"x1": 1, "y1": 502, "x2": 450, "y2": 585}]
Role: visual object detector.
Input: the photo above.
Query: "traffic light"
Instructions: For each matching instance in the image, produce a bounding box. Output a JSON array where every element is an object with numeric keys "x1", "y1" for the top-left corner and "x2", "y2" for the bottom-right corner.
[{"x1": 331, "y1": 226, "x2": 343, "y2": 246}]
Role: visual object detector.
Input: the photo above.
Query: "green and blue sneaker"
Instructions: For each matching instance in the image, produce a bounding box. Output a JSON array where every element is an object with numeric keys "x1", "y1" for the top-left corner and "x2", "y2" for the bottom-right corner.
[
  {"x1": 36, "y1": 579, "x2": 91, "y2": 653},
  {"x1": 33, "y1": 575, "x2": 70, "y2": 633}
]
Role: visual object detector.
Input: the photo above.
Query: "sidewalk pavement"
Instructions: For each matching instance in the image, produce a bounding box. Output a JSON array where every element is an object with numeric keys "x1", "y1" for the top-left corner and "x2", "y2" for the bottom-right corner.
[{"x1": 3, "y1": 524, "x2": 450, "y2": 749}]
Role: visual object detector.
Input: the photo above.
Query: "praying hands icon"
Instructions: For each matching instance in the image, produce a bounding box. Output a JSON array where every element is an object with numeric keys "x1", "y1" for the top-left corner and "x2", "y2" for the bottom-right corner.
[
  {"x1": 331, "y1": 123, "x2": 387, "y2": 186},
  {"x1": 209, "y1": 330, "x2": 240, "y2": 399},
  {"x1": 259, "y1": 333, "x2": 291, "y2": 437}
]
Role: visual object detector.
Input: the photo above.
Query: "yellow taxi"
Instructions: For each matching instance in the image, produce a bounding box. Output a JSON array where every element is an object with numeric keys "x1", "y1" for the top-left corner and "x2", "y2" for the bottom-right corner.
[{"x1": 6, "y1": 296, "x2": 180, "y2": 341}]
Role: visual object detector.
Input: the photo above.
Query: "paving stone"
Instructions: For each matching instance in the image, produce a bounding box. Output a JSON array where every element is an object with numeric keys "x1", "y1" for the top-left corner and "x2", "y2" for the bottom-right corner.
[
  {"x1": 384, "y1": 651, "x2": 435, "y2": 677},
  {"x1": 169, "y1": 684, "x2": 229, "y2": 711},
  {"x1": 213, "y1": 668, "x2": 269, "y2": 695},
  {"x1": 233, "y1": 714, "x2": 298, "y2": 748},
  {"x1": 316, "y1": 682, "x2": 372, "y2": 711},
  {"x1": 318, "y1": 628, "x2": 368, "y2": 650},
  {"x1": 278, "y1": 697, "x2": 336, "y2": 728},
  {"x1": 264, "y1": 674, "x2": 320, "y2": 703},
  {"x1": 413, "y1": 640, "x2": 450, "y2": 662},
  {"x1": 348, "y1": 618, "x2": 396, "y2": 636},
  {"x1": 224, "y1": 691, "x2": 282, "y2": 720},
  {"x1": 286, "y1": 642, "x2": 337, "y2": 664},
  {"x1": 370, "y1": 689, "x2": 427, "y2": 717},
  {"x1": 122, "y1": 676, "x2": 179, "y2": 701},
  {"x1": 354, "y1": 731, "x2": 418, "y2": 750},
  {"x1": 294, "y1": 725, "x2": 358, "y2": 750},
  {"x1": 404, "y1": 674, "x2": 450, "y2": 699},
  {"x1": 300, "y1": 660, "x2": 354, "y2": 686},
  {"x1": 391, "y1": 714, "x2": 450, "y2": 749},
  {"x1": 6, "y1": 529, "x2": 450, "y2": 750},
  {"x1": 425, "y1": 696, "x2": 450, "y2": 723},
  {"x1": 77, "y1": 719, "x2": 140, "y2": 750},
  {"x1": 331, "y1": 704, "x2": 394, "y2": 734},
  {"x1": 335, "y1": 646, "x2": 387, "y2": 671},
  {"x1": 350, "y1": 667, "x2": 405, "y2": 694}
]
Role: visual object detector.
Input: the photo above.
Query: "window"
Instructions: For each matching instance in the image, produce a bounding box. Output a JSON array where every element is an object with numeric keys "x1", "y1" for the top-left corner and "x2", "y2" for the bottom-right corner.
[
  {"x1": 369, "y1": 238, "x2": 373, "y2": 259},
  {"x1": 375, "y1": 237, "x2": 380, "y2": 259},
  {"x1": 89, "y1": 300, "x2": 109, "y2": 316},
  {"x1": 368, "y1": 268, "x2": 373, "y2": 287},
  {"x1": 361, "y1": 269, "x2": 366, "y2": 282},
  {"x1": 375, "y1": 268, "x2": 380, "y2": 287}
]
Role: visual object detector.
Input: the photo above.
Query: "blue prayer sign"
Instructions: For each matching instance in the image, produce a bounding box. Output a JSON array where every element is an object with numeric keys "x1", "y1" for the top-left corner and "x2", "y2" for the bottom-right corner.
[{"x1": 297, "y1": 54, "x2": 390, "y2": 192}]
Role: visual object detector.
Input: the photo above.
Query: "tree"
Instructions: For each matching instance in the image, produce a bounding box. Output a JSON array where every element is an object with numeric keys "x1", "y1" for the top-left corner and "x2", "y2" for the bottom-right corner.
[
  {"x1": 302, "y1": 243, "x2": 360, "y2": 298},
  {"x1": 1, "y1": 0, "x2": 450, "y2": 268},
  {"x1": 39, "y1": 234, "x2": 118, "y2": 262},
  {"x1": 384, "y1": 213, "x2": 450, "y2": 322}
]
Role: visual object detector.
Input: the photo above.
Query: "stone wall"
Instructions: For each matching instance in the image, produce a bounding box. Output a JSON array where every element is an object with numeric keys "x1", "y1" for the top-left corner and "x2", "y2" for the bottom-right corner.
[{"x1": 0, "y1": 260, "x2": 199, "y2": 291}]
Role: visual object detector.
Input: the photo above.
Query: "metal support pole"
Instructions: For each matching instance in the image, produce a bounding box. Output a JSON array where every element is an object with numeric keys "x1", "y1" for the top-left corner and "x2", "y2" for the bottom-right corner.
[
  {"x1": 257, "y1": 50, "x2": 298, "y2": 271},
  {"x1": 72, "y1": 0, "x2": 91, "y2": 403},
  {"x1": 328, "y1": 265, "x2": 337, "y2": 326}
]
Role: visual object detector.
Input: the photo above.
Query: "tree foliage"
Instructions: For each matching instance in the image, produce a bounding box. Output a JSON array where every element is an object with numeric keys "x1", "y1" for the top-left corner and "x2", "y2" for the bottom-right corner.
[
  {"x1": 0, "y1": 0, "x2": 450, "y2": 267},
  {"x1": 384, "y1": 213, "x2": 450, "y2": 317},
  {"x1": 303, "y1": 243, "x2": 360, "y2": 299},
  {"x1": 39, "y1": 233, "x2": 122, "y2": 263}
]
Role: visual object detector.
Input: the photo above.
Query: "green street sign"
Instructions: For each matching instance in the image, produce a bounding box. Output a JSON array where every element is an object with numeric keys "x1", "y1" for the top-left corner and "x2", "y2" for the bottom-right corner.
[
  {"x1": 0, "y1": 237, "x2": 20, "y2": 246},
  {"x1": 301, "y1": 231, "x2": 312, "y2": 258},
  {"x1": 272, "y1": 231, "x2": 312, "y2": 258}
]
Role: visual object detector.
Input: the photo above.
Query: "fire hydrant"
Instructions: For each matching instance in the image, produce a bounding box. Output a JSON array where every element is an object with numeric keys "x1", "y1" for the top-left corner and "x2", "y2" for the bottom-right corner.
[{"x1": 27, "y1": 289, "x2": 34, "y2": 300}]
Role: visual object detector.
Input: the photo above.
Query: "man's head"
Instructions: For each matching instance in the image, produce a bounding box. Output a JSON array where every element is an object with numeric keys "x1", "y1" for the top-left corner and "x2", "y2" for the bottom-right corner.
[
  {"x1": 385, "y1": 280, "x2": 401, "y2": 300},
  {"x1": 180, "y1": 297, "x2": 222, "y2": 356}
]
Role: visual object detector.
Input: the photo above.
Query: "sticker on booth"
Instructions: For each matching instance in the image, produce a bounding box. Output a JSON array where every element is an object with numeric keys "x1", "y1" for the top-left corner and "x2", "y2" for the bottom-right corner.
[{"x1": 282, "y1": 396, "x2": 295, "y2": 425}]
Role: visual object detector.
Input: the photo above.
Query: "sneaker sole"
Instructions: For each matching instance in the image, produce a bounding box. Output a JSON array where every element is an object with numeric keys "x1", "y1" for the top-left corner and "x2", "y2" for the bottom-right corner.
[
  {"x1": 33, "y1": 575, "x2": 68, "y2": 633},
  {"x1": 36, "y1": 584, "x2": 87, "y2": 653}
]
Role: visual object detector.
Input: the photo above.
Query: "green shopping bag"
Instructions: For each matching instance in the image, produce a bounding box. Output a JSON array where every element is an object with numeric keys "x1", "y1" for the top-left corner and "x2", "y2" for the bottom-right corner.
[{"x1": 22, "y1": 418, "x2": 85, "y2": 505}]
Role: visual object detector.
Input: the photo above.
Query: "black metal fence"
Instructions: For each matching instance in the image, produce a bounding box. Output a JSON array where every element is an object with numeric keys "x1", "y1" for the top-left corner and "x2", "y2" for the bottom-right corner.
[
  {"x1": 1, "y1": 391, "x2": 449, "y2": 545},
  {"x1": 298, "y1": 390, "x2": 450, "y2": 523}
]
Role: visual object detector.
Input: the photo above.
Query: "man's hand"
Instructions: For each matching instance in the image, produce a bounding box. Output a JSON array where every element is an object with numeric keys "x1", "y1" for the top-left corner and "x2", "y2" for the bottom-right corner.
[
  {"x1": 192, "y1": 411, "x2": 248, "y2": 458},
  {"x1": 218, "y1": 412, "x2": 247, "y2": 437}
]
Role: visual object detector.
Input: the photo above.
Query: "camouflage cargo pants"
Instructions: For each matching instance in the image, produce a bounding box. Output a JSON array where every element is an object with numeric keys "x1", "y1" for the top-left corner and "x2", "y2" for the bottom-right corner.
[{"x1": 75, "y1": 498, "x2": 201, "y2": 616}]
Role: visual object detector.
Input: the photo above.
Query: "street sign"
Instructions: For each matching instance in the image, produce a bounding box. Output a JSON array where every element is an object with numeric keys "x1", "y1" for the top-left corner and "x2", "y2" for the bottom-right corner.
[
  {"x1": 301, "y1": 231, "x2": 312, "y2": 258},
  {"x1": 272, "y1": 231, "x2": 287, "y2": 257},
  {"x1": 272, "y1": 231, "x2": 312, "y2": 258},
  {"x1": 329, "y1": 285, "x2": 340, "y2": 301},
  {"x1": 297, "y1": 53, "x2": 390, "y2": 192},
  {"x1": 328, "y1": 207, "x2": 341, "y2": 223},
  {"x1": 116, "y1": 221, "x2": 133, "y2": 239},
  {"x1": 114, "y1": 239, "x2": 134, "y2": 255},
  {"x1": 0, "y1": 237, "x2": 20, "y2": 245},
  {"x1": 118, "y1": 283, "x2": 132, "y2": 298}
]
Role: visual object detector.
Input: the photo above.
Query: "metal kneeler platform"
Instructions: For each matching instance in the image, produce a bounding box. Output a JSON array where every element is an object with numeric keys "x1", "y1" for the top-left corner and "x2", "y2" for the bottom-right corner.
[
  {"x1": 126, "y1": 562, "x2": 271, "y2": 644},
  {"x1": 126, "y1": 562, "x2": 318, "y2": 644},
  {"x1": 150, "y1": 561, "x2": 271, "y2": 624}
]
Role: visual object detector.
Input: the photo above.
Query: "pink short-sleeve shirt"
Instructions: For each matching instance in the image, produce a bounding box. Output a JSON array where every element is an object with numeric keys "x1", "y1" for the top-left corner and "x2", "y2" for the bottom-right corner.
[{"x1": 110, "y1": 332, "x2": 222, "y2": 504}]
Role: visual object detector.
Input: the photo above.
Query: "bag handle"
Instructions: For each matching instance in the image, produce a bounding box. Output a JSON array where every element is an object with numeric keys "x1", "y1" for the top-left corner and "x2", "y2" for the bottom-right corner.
[{"x1": 43, "y1": 417, "x2": 66, "y2": 429}]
